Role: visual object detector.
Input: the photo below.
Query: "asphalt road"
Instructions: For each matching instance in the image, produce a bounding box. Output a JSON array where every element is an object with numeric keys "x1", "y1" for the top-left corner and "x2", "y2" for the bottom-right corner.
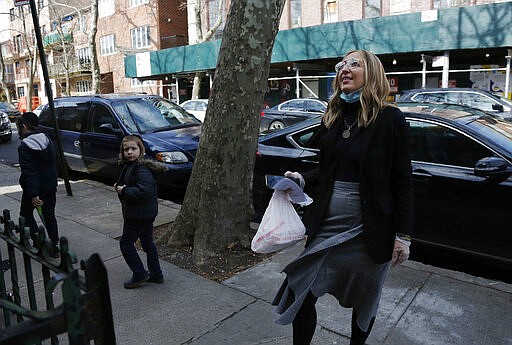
[{"x1": 0, "y1": 122, "x2": 20, "y2": 167}]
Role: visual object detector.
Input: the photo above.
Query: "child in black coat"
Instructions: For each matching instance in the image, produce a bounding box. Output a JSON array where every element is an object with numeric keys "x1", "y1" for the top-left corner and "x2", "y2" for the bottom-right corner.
[{"x1": 115, "y1": 135, "x2": 163, "y2": 289}]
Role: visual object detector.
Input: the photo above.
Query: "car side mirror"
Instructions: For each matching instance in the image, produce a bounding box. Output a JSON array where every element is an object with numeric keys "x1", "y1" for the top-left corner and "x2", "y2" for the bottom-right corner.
[
  {"x1": 492, "y1": 103, "x2": 504, "y2": 112},
  {"x1": 99, "y1": 123, "x2": 122, "y2": 135},
  {"x1": 474, "y1": 156, "x2": 512, "y2": 183}
]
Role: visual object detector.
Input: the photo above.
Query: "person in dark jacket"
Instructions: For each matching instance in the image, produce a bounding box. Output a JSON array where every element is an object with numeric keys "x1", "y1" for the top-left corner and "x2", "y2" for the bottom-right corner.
[
  {"x1": 272, "y1": 50, "x2": 413, "y2": 345},
  {"x1": 16, "y1": 112, "x2": 59, "y2": 256},
  {"x1": 115, "y1": 135, "x2": 164, "y2": 289}
]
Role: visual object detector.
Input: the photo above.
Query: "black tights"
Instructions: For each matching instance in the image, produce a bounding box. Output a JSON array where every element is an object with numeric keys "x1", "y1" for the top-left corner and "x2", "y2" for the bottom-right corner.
[{"x1": 292, "y1": 291, "x2": 375, "y2": 345}]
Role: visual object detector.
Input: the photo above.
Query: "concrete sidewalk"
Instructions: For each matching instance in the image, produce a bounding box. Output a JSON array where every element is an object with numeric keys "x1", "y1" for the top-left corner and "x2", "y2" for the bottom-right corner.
[{"x1": 1, "y1": 163, "x2": 511, "y2": 345}]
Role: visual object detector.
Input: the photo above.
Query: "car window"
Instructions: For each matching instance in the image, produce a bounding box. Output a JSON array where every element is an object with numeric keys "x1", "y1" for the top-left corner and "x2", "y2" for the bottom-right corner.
[
  {"x1": 90, "y1": 104, "x2": 119, "y2": 134},
  {"x1": 39, "y1": 103, "x2": 87, "y2": 132},
  {"x1": 306, "y1": 100, "x2": 326, "y2": 113},
  {"x1": 111, "y1": 97, "x2": 199, "y2": 134},
  {"x1": 281, "y1": 100, "x2": 304, "y2": 111},
  {"x1": 197, "y1": 102, "x2": 207, "y2": 111},
  {"x1": 290, "y1": 126, "x2": 320, "y2": 149},
  {"x1": 182, "y1": 102, "x2": 194, "y2": 110},
  {"x1": 408, "y1": 120, "x2": 492, "y2": 167},
  {"x1": 459, "y1": 93, "x2": 495, "y2": 112}
]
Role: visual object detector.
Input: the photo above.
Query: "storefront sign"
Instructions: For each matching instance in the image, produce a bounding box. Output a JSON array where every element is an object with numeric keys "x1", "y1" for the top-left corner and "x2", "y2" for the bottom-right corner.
[
  {"x1": 388, "y1": 76, "x2": 398, "y2": 94},
  {"x1": 14, "y1": 0, "x2": 30, "y2": 6}
]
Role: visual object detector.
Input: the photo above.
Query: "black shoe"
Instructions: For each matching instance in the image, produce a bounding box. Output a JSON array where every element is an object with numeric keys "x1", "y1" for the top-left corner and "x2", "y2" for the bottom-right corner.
[
  {"x1": 147, "y1": 276, "x2": 164, "y2": 284},
  {"x1": 49, "y1": 245, "x2": 60, "y2": 258},
  {"x1": 123, "y1": 275, "x2": 149, "y2": 289}
]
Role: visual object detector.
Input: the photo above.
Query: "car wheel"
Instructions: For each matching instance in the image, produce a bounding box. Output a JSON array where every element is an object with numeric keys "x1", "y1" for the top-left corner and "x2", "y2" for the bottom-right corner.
[{"x1": 268, "y1": 120, "x2": 285, "y2": 130}]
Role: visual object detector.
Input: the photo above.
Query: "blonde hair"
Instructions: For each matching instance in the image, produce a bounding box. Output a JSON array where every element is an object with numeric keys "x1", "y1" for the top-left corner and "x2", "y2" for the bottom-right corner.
[
  {"x1": 119, "y1": 135, "x2": 145, "y2": 163},
  {"x1": 323, "y1": 50, "x2": 390, "y2": 128}
]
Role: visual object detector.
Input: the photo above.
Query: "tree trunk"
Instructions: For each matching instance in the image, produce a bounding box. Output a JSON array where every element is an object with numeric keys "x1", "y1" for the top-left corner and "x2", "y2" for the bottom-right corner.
[
  {"x1": 0, "y1": 47, "x2": 11, "y2": 103},
  {"x1": 162, "y1": 0, "x2": 285, "y2": 265},
  {"x1": 89, "y1": 0, "x2": 101, "y2": 94}
]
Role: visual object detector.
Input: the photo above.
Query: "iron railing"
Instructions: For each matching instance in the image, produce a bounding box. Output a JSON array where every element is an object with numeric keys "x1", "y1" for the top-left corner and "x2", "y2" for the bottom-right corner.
[{"x1": 0, "y1": 209, "x2": 116, "y2": 344}]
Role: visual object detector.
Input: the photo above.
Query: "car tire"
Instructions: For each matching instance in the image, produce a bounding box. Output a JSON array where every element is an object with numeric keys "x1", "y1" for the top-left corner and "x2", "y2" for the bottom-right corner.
[{"x1": 268, "y1": 120, "x2": 285, "y2": 130}]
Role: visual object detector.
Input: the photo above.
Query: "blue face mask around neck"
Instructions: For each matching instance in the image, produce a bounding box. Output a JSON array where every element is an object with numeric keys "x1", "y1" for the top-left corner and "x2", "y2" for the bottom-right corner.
[{"x1": 340, "y1": 89, "x2": 362, "y2": 103}]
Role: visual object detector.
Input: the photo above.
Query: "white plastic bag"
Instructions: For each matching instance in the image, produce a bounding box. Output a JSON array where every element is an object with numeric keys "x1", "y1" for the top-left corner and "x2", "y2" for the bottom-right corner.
[{"x1": 251, "y1": 190, "x2": 306, "y2": 253}]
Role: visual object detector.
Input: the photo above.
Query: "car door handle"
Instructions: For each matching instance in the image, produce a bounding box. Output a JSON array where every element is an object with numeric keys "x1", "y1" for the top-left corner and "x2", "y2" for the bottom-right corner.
[{"x1": 413, "y1": 169, "x2": 432, "y2": 180}]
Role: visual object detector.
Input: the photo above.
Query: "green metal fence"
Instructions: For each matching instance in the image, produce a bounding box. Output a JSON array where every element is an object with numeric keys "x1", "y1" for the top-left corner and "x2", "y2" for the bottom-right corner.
[{"x1": 0, "y1": 209, "x2": 116, "y2": 344}]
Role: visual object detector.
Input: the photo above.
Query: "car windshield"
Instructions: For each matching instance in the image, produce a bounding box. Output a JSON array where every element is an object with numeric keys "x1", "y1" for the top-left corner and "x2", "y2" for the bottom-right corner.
[
  {"x1": 0, "y1": 103, "x2": 16, "y2": 111},
  {"x1": 111, "y1": 97, "x2": 200, "y2": 133}
]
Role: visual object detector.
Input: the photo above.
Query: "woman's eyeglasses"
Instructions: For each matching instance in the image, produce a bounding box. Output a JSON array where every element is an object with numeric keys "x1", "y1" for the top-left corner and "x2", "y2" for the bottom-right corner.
[{"x1": 335, "y1": 58, "x2": 362, "y2": 72}]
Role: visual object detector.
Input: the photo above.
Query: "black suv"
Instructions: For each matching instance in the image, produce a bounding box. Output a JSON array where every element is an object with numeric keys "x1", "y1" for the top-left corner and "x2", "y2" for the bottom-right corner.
[
  {"x1": 38, "y1": 94, "x2": 202, "y2": 201},
  {"x1": 399, "y1": 88, "x2": 512, "y2": 119},
  {"x1": 0, "y1": 102, "x2": 21, "y2": 122}
]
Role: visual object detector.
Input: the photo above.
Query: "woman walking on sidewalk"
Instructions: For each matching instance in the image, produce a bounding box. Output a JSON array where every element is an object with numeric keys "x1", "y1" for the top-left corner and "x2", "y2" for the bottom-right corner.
[
  {"x1": 272, "y1": 50, "x2": 413, "y2": 345},
  {"x1": 115, "y1": 135, "x2": 164, "y2": 289}
]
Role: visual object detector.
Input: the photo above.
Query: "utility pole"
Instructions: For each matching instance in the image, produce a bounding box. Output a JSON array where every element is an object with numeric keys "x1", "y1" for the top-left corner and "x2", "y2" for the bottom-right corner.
[{"x1": 22, "y1": 0, "x2": 73, "y2": 196}]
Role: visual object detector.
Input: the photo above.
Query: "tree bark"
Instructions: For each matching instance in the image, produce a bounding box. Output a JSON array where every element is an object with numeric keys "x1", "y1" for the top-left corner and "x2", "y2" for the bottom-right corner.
[
  {"x1": 89, "y1": 0, "x2": 100, "y2": 94},
  {"x1": 162, "y1": 0, "x2": 285, "y2": 265}
]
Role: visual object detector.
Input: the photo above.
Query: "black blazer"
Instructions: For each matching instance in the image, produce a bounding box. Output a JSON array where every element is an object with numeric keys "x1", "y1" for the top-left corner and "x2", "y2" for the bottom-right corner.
[{"x1": 303, "y1": 105, "x2": 413, "y2": 264}]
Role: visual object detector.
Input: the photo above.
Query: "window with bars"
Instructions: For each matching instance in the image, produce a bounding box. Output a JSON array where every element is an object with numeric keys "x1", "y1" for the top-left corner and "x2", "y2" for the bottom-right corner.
[
  {"x1": 323, "y1": 0, "x2": 337, "y2": 23},
  {"x1": 77, "y1": 15, "x2": 87, "y2": 32},
  {"x1": 364, "y1": 0, "x2": 381, "y2": 18},
  {"x1": 207, "y1": 0, "x2": 225, "y2": 40},
  {"x1": 129, "y1": 0, "x2": 149, "y2": 7},
  {"x1": 38, "y1": 0, "x2": 44, "y2": 10},
  {"x1": 433, "y1": 0, "x2": 472, "y2": 8},
  {"x1": 17, "y1": 86, "x2": 25, "y2": 97},
  {"x1": 289, "y1": 0, "x2": 302, "y2": 27},
  {"x1": 76, "y1": 48, "x2": 91, "y2": 64},
  {"x1": 76, "y1": 80, "x2": 91, "y2": 93},
  {"x1": 100, "y1": 34, "x2": 116, "y2": 55},
  {"x1": 131, "y1": 26, "x2": 151, "y2": 49}
]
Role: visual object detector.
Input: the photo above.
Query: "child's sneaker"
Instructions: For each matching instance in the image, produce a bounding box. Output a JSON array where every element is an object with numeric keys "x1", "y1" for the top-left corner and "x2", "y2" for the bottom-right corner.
[{"x1": 123, "y1": 275, "x2": 149, "y2": 289}]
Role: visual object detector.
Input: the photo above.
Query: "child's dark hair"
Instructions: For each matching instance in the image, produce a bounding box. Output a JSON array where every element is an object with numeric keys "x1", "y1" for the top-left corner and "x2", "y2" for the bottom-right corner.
[{"x1": 119, "y1": 135, "x2": 145, "y2": 163}]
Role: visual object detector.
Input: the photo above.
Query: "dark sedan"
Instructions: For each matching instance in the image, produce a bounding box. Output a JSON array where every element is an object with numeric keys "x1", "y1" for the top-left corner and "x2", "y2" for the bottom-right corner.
[
  {"x1": 253, "y1": 103, "x2": 512, "y2": 269},
  {"x1": 259, "y1": 98, "x2": 327, "y2": 132}
]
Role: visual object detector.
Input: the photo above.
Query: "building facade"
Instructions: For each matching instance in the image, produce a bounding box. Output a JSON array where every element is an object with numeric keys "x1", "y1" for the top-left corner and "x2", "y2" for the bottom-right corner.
[
  {"x1": 1, "y1": 0, "x2": 188, "y2": 108},
  {"x1": 126, "y1": 0, "x2": 512, "y2": 105}
]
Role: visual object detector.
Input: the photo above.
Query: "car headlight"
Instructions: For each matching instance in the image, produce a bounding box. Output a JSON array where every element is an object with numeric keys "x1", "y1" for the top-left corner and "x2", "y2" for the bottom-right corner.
[
  {"x1": 155, "y1": 151, "x2": 189, "y2": 163},
  {"x1": 0, "y1": 112, "x2": 8, "y2": 124}
]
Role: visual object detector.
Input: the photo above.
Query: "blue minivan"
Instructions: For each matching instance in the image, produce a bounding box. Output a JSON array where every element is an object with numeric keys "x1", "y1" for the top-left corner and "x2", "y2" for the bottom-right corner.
[{"x1": 38, "y1": 94, "x2": 202, "y2": 201}]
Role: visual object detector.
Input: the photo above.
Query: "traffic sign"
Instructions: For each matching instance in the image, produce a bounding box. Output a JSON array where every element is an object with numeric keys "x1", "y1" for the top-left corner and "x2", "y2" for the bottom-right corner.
[{"x1": 15, "y1": 0, "x2": 30, "y2": 6}]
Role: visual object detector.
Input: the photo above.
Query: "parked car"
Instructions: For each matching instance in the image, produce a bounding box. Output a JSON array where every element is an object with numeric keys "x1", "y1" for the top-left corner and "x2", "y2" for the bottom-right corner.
[
  {"x1": 399, "y1": 88, "x2": 512, "y2": 119},
  {"x1": 180, "y1": 99, "x2": 208, "y2": 122},
  {"x1": 0, "y1": 111, "x2": 12, "y2": 142},
  {"x1": 33, "y1": 103, "x2": 46, "y2": 116},
  {"x1": 0, "y1": 102, "x2": 22, "y2": 122},
  {"x1": 259, "y1": 98, "x2": 327, "y2": 132},
  {"x1": 38, "y1": 94, "x2": 202, "y2": 202},
  {"x1": 253, "y1": 103, "x2": 512, "y2": 268}
]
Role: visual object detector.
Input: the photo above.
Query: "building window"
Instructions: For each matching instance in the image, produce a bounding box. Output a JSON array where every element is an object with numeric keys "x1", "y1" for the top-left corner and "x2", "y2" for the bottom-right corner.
[
  {"x1": 131, "y1": 78, "x2": 156, "y2": 87},
  {"x1": 76, "y1": 80, "x2": 91, "y2": 93},
  {"x1": 13, "y1": 35, "x2": 23, "y2": 54},
  {"x1": 1, "y1": 44, "x2": 8, "y2": 56},
  {"x1": 323, "y1": 0, "x2": 337, "y2": 23},
  {"x1": 100, "y1": 34, "x2": 116, "y2": 55},
  {"x1": 38, "y1": 0, "x2": 44, "y2": 10},
  {"x1": 99, "y1": 0, "x2": 115, "y2": 17},
  {"x1": 364, "y1": 0, "x2": 381, "y2": 18},
  {"x1": 131, "y1": 26, "x2": 151, "y2": 49},
  {"x1": 77, "y1": 15, "x2": 87, "y2": 32},
  {"x1": 76, "y1": 48, "x2": 90, "y2": 64},
  {"x1": 289, "y1": 0, "x2": 301, "y2": 27},
  {"x1": 9, "y1": 8, "x2": 15, "y2": 21},
  {"x1": 207, "y1": 0, "x2": 225, "y2": 40},
  {"x1": 129, "y1": 0, "x2": 149, "y2": 7},
  {"x1": 17, "y1": 87, "x2": 25, "y2": 98}
]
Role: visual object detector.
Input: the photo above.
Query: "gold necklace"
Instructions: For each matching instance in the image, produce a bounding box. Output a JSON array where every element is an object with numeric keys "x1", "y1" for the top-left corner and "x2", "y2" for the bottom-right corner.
[{"x1": 342, "y1": 118, "x2": 357, "y2": 139}]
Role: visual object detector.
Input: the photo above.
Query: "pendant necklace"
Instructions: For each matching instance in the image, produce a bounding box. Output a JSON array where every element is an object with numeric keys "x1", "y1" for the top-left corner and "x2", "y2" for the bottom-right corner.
[{"x1": 342, "y1": 118, "x2": 357, "y2": 139}]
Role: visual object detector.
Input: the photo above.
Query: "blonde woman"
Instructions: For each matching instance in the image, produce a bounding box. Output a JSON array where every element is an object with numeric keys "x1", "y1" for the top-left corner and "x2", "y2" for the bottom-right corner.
[{"x1": 273, "y1": 50, "x2": 413, "y2": 345}]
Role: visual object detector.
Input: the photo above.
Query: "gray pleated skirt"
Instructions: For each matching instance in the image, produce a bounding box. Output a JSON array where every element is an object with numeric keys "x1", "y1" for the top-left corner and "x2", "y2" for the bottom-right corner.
[{"x1": 272, "y1": 181, "x2": 390, "y2": 332}]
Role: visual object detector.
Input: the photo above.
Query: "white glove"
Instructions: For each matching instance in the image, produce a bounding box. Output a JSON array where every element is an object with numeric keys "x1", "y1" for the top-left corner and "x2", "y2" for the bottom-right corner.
[
  {"x1": 284, "y1": 171, "x2": 305, "y2": 190},
  {"x1": 391, "y1": 239, "x2": 410, "y2": 267}
]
